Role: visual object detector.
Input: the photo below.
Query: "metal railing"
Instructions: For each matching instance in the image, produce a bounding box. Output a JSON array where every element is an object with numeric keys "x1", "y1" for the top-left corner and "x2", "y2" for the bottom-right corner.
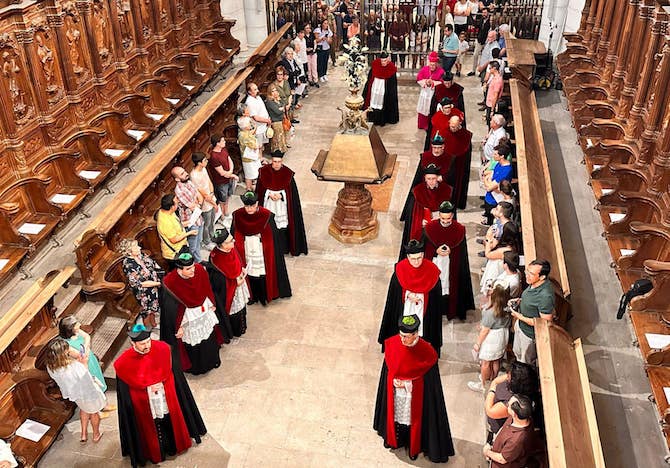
[{"x1": 266, "y1": 1, "x2": 544, "y2": 72}]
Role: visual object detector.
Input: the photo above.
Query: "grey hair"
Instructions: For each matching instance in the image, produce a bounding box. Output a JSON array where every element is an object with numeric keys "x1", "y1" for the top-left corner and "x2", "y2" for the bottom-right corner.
[
  {"x1": 237, "y1": 102, "x2": 248, "y2": 116},
  {"x1": 492, "y1": 114, "x2": 506, "y2": 127},
  {"x1": 237, "y1": 116, "x2": 252, "y2": 130},
  {"x1": 117, "y1": 238, "x2": 139, "y2": 257},
  {"x1": 283, "y1": 46, "x2": 294, "y2": 57},
  {"x1": 499, "y1": 24, "x2": 510, "y2": 33}
]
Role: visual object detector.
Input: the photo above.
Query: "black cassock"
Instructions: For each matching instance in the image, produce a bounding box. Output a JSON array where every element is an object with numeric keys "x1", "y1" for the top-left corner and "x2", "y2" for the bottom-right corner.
[
  {"x1": 377, "y1": 260, "x2": 443, "y2": 356},
  {"x1": 373, "y1": 336, "x2": 454, "y2": 463},
  {"x1": 363, "y1": 59, "x2": 399, "y2": 126}
]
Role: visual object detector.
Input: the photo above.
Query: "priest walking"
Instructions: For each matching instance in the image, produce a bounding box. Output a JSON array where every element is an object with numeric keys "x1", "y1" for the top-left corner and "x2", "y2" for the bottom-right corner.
[
  {"x1": 374, "y1": 315, "x2": 455, "y2": 462},
  {"x1": 423, "y1": 201, "x2": 474, "y2": 320},
  {"x1": 160, "y1": 253, "x2": 224, "y2": 375},
  {"x1": 206, "y1": 228, "x2": 250, "y2": 337},
  {"x1": 362, "y1": 51, "x2": 399, "y2": 126},
  {"x1": 255, "y1": 150, "x2": 308, "y2": 257},
  {"x1": 231, "y1": 191, "x2": 292, "y2": 305},
  {"x1": 378, "y1": 240, "x2": 443, "y2": 356},
  {"x1": 114, "y1": 324, "x2": 207, "y2": 467}
]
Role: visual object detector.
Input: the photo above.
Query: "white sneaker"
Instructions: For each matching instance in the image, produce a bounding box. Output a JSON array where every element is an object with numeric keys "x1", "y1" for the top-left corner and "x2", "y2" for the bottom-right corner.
[
  {"x1": 323, "y1": 75, "x2": 329, "y2": 82},
  {"x1": 467, "y1": 381, "x2": 484, "y2": 393},
  {"x1": 319, "y1": 76, "x2": 325, "y2": 82}
]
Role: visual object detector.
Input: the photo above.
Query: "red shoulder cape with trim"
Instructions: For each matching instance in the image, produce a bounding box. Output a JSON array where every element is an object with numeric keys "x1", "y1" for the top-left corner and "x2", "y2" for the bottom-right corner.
[
  {"x1": 419, "y1": 150, "x2": 453, "y2": 179},
  {"x1": 232, "y1": 206, "x2": 279, "y2": 303},
  {"x1": 364, "y1": 58, "x2": 398, "y2": 107},
  {"x1": 430, "y1": 109, "x2": 466, "y2": 143},
  {"x1": 396, "y1": 259, "x2": 440, "y2": 314},
  {"x1": 162, "y1": 263, "x2": 224, "y2": 369},
  {"x1": 409, "y1": 182, "x2": 453, "y2": 241},
  {"x1": 383, "y1": 335, "x2": 438, "y2": 457},
  {"x1": 114, "y1": 340, "x2": 192, "y2": 463},
  {"x1": 209, "y1": 246, "x2": 249, "y2": 312},
  {"x1": 256, "y1": 164, "x2": 299, "y2": 254}
]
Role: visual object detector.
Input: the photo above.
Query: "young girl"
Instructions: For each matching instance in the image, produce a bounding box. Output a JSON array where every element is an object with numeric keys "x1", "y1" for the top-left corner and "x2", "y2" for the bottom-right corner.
[
  {"x1": 46, "y1": 338, "x2": 107, "y2": 443},
  {"x1": 455, "y1": 31, "x2": 469, "y2": 77},
  {"x1": 237, "y1": 115, "x2": 262, "y2": 190},
  {"x1": 468, "y1": 284, "x2": 511, "y2": 392}
]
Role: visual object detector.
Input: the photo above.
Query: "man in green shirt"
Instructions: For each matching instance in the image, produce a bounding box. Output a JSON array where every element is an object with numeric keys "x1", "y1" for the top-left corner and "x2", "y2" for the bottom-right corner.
[{"x1": 511, "y1": 259, "x2": 555, "y2": 366}]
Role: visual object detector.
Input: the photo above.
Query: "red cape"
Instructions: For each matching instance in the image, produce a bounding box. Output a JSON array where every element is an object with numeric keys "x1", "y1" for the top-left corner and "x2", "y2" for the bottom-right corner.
[
  {"x1": 162, "y1": 263, "x2": 223, "y2": 370},
  {"x1": 114, "y1": 340, "x2": 192, "y2": 463},
  {"x1": 409, "y1": 182, "x2": 453, "y2": 240},
  {"x1": 383, "y1": 335, "x2": 438, "y2": 457},
  {"x1": 424, "y1": 219, "x2": 466, "y2": 319},
  {"x1": 419, "y1": 150, "x2": 453, "y2": 179},
  {"x1": 442, "y1": 127, "x2": 472, "y2": 158},
  {"x1": 256, "y1": 165, "x2": 298, "y2": 254},
  {"x1": 209, "y1": 246, "x2": 249, "y2": 312},
  {"x1": 232, "y1": 206, "x2": 279, "y2": 303},
  {"x1": 430, "y1": 109, "x2": 465, "y2": 142},
  {"x1": 433, "y1": 82, "x2": 463, "y2": 108},
  {"x1": 396, "y1": 259, "x2": 440, "y2": 313},
  {"x1": 364, "y1": 58, "x2": 398, "y2": 108}
]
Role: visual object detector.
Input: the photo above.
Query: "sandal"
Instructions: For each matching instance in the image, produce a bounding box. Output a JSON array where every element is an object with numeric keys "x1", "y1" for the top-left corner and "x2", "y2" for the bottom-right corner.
[
  {"x1": 80, "y1": 436, "x2": 88, "y2": 444},
  {"x1": 93, "y1": 433, "x2": 104, "y2": 443}
]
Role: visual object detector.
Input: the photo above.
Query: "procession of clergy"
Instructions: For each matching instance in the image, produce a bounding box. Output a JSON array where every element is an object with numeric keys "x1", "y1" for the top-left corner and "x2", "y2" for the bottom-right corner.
[{"x1": 111, "y1": 51, "x2": 485, "y2": 467}]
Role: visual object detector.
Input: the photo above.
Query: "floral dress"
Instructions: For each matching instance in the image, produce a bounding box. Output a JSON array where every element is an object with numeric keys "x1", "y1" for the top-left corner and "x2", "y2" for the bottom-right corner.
[{"x1": 122, "y1": 253, "x2": 160, "y2": 316}]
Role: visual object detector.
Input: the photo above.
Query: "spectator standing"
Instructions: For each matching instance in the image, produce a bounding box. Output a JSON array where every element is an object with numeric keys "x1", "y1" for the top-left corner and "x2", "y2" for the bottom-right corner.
[
  {"x1": 455, "y1": 31, "x2": 469, "y2": 77},
  {"x1": 468, "y1": 284, "x2": 511, "y2": 392},
  {"x1": 156, "y1": 194, "x2": 196, "y2": 269},
  {"x1": 364, "y1": 10, "x2": 383, "y2": 55},
  {"x1": 304, "y1": 24, "x2": 319, "y2": 87},
  {"x1": 209, "y1": 132, "x2": 239, "y2": 221},
  {"x1": 190, "y1": 152, "x2": 217, "y2": 248},
  {"x1": 452, "y1": 0, "x2": 470, "y2": 36},
  {"x1": 484, "y1": 395, "x2": 534, "y2": 467},
  {"x1": 511, "y1": 259, "x2": 556, "y2": 366},
  {"x1": 118, "y1": 238, "x2": 162, "y2": 327},
  {"x1": 46, "y1": 339, "x2": 106, "y2": 444},
  {"x1": 468, "y1": 7, "x2": 491, "y2": 76},
  {"x1": 314, "y1": 20, "x2": 334, "y2": 81},
  {"x1": 476, "y1": 30, "x2": 500, "y2": 78},
  {"x1": 348, "y1": 15, "x2": 361, "y2": 42},
  {"x1": 440, "y1": 23, "x2": 459, "y2": 73},
  {"x1": 485, "y1": 61, "x2": 503, "y2": 126},
  {"x1": 498, "y1": 23, "x2": 510, "y2": 57},
  {"x1": 59, "y1": 316, "x2": 108, "y2": 393},
  {"x1": 245, "y1": 82, "x2": 272, "y2": 150},
  {"x1": 482, "y1": 141, "x2": 513, "y2": 224},
  {"x1": 265, "y1": 85, "x2": 289, "y2": 155},
  {"x1": 388, "y1": 13, "x2": 409, "y2": 68},
  {"x1": 172, "y1": 166, "x2": 204, "y2": 263},
  {"x1": 481, "y1": 114, "x2": 507, "y2": 163},
  {"x1": 410, "y1": 15, "x2": 430, "y2": 69}
]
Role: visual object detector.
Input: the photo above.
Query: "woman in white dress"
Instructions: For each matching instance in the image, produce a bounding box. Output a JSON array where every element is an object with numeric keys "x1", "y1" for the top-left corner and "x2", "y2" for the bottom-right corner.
[
  {"x1": 46, "y1": 338, "x2": 107, "y2": 443},
  {"x1": 468, "y1": 284, "x2": 511, "y2": 392}
]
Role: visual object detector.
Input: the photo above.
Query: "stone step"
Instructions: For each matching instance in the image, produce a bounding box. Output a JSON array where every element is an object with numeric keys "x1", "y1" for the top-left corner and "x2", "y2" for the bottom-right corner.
[
  {"x1": 74, "y1": 300, "x2": 107, "y2": 331},
  {"x1": 90, "y1": 316, "x2": 127, "y2": 371},
  {"x1": 102, "y1": 336, "x2": 130, "y2": 383}
]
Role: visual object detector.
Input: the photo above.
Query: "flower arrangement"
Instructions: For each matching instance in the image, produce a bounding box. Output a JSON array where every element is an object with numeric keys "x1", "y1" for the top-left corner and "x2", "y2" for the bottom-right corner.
[{"x1": 336, "y1": 36, "x2": 368, "y2": 91}]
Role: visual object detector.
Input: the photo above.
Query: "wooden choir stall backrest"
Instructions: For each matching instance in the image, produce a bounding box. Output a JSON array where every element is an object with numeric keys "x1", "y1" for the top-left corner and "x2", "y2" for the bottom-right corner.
[
  {"x1": 74, "y1": 67, "x2": 252, "y2": 309},
  {"x1": 509, "y1": 78, "x2": 572, "y2": 325},
  {"x1": 0, "y1": 0, "x2": 240, "y2": 285},
  {"x1": 244, "y1": 22, "x2": 293, "y2": 93},
  {"x1": 0, "y1": 267, "x2": 77, "y2": 468},
  {"x1": 535, "y1": 319, "x2": 605, "y2": 468}
]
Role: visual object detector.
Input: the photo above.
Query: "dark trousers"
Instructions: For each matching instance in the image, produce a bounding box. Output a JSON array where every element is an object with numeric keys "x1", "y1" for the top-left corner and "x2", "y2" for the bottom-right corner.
[
  {"x1": 486, "y1": 105, "x2": 493, "y2": 127},
  {"x1": 442, "y1": 55, "x2": 457, "y2": 73},
  {"x1": 484, "y1": 200, "x2": 497, "y2": 225},
  {"x1": 455, "y1": 23, "x2": 468, "y2": 37},
  {"x1": 316, "y1": 48, "x2": 329, "y2": 77}
]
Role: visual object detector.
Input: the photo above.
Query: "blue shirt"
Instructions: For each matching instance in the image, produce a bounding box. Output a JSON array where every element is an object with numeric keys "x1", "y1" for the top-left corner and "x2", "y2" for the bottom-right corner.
[
  {"x1": 485, "y1": 162, "x2": 513, "y2": 205},
  {"x1": 442, "y1": 33, "x2": 459, "y2": 57}
]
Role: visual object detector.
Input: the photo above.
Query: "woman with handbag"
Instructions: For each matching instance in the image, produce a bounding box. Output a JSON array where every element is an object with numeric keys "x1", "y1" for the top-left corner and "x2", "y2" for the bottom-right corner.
[
  {"x1": 265, "y1": 85, "x2": 288, "y2": 154},
  {"x1": 119, "y1": 238, "x2": 162, "y2": 328}
]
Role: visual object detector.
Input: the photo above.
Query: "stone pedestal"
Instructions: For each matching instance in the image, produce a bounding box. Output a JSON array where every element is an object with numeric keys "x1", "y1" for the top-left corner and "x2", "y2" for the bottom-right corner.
[{"x1": 328, "y1": 182, "x2": 379, "y2": 244}]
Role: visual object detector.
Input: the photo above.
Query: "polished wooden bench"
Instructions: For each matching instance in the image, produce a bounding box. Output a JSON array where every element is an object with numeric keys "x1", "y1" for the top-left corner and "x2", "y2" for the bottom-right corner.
[
  {"x1": 0, "y1": 268, "x2": 78, "y2": 468},
  {"x1": 509, "y1": 79, "x2": 572, "y2": 326},
  {"x1": 535, "y1": 320, "x2": 605, "y2": 468},
  {"x1": 75, "y1": 67, "x2": 251, "y2": 315}
]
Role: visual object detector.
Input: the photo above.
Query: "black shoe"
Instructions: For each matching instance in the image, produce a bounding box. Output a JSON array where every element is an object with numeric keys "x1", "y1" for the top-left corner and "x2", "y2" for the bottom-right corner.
[
  {"x1": 479, "y1": 203, "x2": 486, "y2": 209},
  {"x1": 409, "y1": 453, "x2": 418, "y2": 461},
  {"x1": 479, "y1": 196, "x2": 485, "y2": 200},
  {"x1": 456, "y1": 71, "x2": 461, "y2": 77},
  {"x1": 477, "y1": 101, "x2": 485, "y2": 106},
  {"x1": 478, "y1": 105, "x2": 487, "y2": 111},
  {"x1": 467, "y1": 71, "x2": 476, "y2": 76},
  {"x1": 291, "y1": 119, "x2": 300, "y2": 124},
  {"x1": 478, "y1": 251, "x2": 486, "y2": 257},
  {"x1": 314, "y1": 82, "x2": 320, "y2": 88}
]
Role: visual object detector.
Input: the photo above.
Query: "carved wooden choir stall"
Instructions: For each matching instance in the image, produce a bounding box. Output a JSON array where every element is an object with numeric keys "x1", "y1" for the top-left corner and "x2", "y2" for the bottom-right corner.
[
  {"x1": 0, "y1": 0, "x2": 240, "y2": 286},
  {"x1": 557, "y1": 0, "x2": 670, "y2": 456}
]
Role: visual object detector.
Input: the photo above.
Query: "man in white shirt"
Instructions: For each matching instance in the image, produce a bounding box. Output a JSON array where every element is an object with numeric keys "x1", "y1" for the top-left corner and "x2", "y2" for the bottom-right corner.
[
  {"x1": 481, "y1": 114, "x2": 507, "y2": 163},
  {"x1": 245, "y1": 82, "x2": 271, "y2": 149}
]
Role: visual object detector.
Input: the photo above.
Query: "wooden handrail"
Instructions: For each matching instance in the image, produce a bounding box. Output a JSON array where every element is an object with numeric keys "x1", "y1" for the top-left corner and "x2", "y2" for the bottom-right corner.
[
  {"x1": 535, "y1": 320, "x2": 605, "y2": 468},
  {"x1": 0, "y1": 267, "x2": 75, "y2": 354},
  {"x1": 244, "y1": 23, "x2": 293, "y2": 68},
  {"x1": 510, "y1": 79, "x2": 571, "y2": 298},
  {"x1": 74, "y1": 67, "x2": 253, "y2": 246}
]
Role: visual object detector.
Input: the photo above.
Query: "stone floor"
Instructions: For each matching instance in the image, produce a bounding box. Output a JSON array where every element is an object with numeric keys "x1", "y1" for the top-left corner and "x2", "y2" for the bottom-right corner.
[{"x1": 32, "y1": 54, "x2": 667, "y2": 468}]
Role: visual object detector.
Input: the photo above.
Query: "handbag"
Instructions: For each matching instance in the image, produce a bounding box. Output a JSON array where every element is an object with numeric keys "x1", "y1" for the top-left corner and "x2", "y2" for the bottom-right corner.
[
  {"x1": 265, "y1": 126, "x2": 274, "y2": 139},
  {"x1": 282, "y1": 113, "x2": 292, "y2": 132}
]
